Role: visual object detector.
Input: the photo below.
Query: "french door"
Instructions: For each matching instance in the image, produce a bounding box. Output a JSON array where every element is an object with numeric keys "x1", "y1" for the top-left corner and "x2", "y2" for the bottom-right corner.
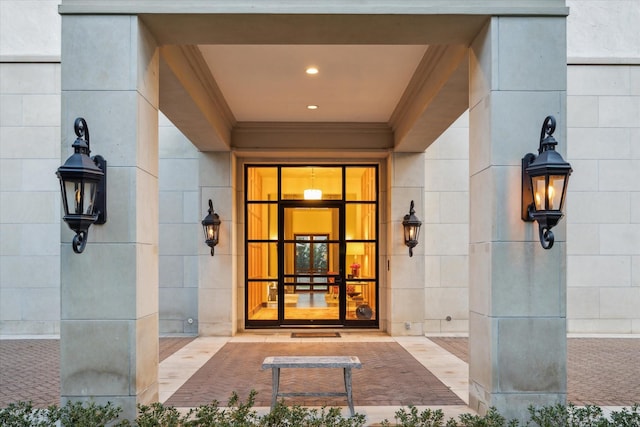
[{"x1": 280, "y1": 203, "x2": 345, "y2": 325}]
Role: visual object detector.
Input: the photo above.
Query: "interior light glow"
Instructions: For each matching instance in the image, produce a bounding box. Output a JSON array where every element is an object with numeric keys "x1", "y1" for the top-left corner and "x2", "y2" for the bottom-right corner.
[
  {"x1": 304, "y1": 188, "x2": 322, "y2": 200},
  {"x1": 305, "y1": 67, "x2": 319, "y2": 75},
  {"x1": 307, "y1": 105, "x2": 318, "y2": 110}
]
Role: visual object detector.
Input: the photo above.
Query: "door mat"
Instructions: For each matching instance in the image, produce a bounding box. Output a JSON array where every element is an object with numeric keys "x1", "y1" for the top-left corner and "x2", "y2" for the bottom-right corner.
[{"x1": 291, "y1": 332, "x2": 341, "y2": 338}]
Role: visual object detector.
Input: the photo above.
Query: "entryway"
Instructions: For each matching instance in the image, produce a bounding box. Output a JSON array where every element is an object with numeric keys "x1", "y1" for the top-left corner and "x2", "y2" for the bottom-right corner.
[{"x1": 244, "y1": 165, "x2": 378, "y2": 328}]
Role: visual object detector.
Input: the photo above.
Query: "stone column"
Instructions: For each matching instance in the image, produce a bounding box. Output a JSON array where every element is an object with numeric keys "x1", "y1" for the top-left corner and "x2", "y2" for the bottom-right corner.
[
  {"x1": 60, "y1": 15, "x2": 159, "y2": 418},
  {"x1": 468, "y1": 17, "x2": 567, "y2": 420},
  {"x1": 198, "y1": 152, "x2": 236, "y2": 335},
  {"x1": 387, "y1": 152, "x2": 425, "y2": 335}
]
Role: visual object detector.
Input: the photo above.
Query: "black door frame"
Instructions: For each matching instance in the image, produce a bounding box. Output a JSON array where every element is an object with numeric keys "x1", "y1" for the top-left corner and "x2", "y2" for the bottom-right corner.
[{"x1": 243, "y1": 164, "x2": 380, "y2": 329}]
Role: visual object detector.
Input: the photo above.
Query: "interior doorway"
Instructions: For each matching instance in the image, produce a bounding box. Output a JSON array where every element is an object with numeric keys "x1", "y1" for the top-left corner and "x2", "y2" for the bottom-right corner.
[
  {"x1": 281, "y1": 205, "x2": 342, "y2": 325},
  {"x1": 244, "y1": 165, "x2": 378, "y2": 328}
]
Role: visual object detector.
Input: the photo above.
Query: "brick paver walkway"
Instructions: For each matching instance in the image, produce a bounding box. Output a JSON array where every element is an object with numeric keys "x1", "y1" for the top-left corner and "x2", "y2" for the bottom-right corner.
[
  {"x1": 159, "y1": 337, "x2": 196, "y2": 362},
  {"x1": 164, "y1": 342, "x2": 464, "y2": 408},
  {"x1": 2, "y1": 336, "x2": 639, "y2": 408},
  {"x1": 429, "y1": 337, "x2": 640, "y2": 406},
  {"x1": 0, "y1": 337, "x2": 194, "y2": 408},
  {"x1": 0, "y1": 340, "x2": 59, "y2": 407},
  {"x1": 567, "y1": 338, "x2": 640, "y2": 406}
]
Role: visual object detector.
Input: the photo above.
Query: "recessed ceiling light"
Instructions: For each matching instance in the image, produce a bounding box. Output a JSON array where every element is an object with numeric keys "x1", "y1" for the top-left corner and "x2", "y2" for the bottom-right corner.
[
  {"x1": 305, "y1": 67, "x2": 319, "y2": 75},
  {"x1": 307, "y1": 105, "x2": 319, "y2": 110}
]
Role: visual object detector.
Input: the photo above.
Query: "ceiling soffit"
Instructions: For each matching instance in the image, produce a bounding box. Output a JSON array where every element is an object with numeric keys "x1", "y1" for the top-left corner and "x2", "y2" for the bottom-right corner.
[
  {"x1": 159, "y1": 41, "x2": 469, "y2": 153},
  {"x1": 199, "y1": 44, "x2": 428, "y2": 123},
  {"x1": 160, "y1": 45, "x2": 235, "y2": 151},
  {"x1": 390, "y1": 45, "x2": 470, "y2": 152}
]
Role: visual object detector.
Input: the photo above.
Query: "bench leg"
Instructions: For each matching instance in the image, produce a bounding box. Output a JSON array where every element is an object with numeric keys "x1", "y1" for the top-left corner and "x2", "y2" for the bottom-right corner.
[
  {"x1": 343, "y1": 367, "x2": 354, "y2": 416},
  {"x1": 271, "y1": 367, "x2": 280, "y2": 411}
]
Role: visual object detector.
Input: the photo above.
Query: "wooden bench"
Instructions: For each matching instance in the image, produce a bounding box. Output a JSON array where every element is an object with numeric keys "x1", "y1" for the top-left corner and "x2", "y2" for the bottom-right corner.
[{"x1": 261, "y1": 355, "x2": 362, "y2": 416}]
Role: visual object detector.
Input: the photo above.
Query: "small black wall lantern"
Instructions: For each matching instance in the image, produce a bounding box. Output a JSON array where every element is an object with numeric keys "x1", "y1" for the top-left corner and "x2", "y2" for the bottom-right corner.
[
  {"x1": 56, "y1": 117, "x2": 107, "y2": 254},
  {"x1": 202, "y1": 199, "x2": 221, "y2": 256},
  {"x1": 402, "y1": 200, "x2": 422, "y2": 257},
  {"x1": 522, "y1": 115, "x2": 572, "y2": 249}
]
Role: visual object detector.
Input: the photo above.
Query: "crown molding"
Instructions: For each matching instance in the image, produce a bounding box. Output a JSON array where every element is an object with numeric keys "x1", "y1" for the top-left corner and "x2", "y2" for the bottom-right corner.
[{"x1": 232, "y1": 122, "x2": 393, "y2": 150}]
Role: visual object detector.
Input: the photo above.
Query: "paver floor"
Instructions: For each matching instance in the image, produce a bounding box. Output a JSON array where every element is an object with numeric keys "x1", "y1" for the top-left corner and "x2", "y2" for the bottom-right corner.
[
  {"x1": 429, "y1": 336, "x2": 640, "y2": 406},
  {"x1": 165, "y1": 342, "x2": 464, "y2": 408},
  {"x1": 0, "y1": 337, "x2": 194, "y2": 408},
  {"x1": 2, "y1": 334, "x2": 639, "y2": 410}
]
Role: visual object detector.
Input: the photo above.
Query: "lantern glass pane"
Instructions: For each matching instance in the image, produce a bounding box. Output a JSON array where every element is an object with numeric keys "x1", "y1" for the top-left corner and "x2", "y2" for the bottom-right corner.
[
  {"x1": 548, "y1": 175, "x2": 566, "y2": 210},
  {"x1": 59, "y1": 179, "x2": 70, "y2": 215},
  {"x1": 85, "y1": 181, "x2": 97, "y2": 215},
  {"x1": 532, "y1": 176, "x2": 547, "y2": 211},
  {"x1": 203, "y1": 224, "x2": 219, "y2": 242},
  {"x1": 413, "y1": 225, "x2": 420, "y2": 242},
  {"x1": 404, "y1": 224, "x2": 419, "y2": 242},
  {"x1": 64, "y1": 180, "x2": 97, "y2": 215}
]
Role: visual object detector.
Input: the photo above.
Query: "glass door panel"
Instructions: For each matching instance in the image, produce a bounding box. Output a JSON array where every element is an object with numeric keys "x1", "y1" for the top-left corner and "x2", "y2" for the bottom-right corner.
[
  {"x1": 247, "y1": 242, "x2": 277, "y2": 280},
  {"x1": 247, "y1": 203, "x2": 278, "y2": 240},
  {"x1": 282, "y1": 206, "x2": 342, "y2": 324},
  {"x1": 346, "y1": 279, "x2": 376, "y2": 320},
  {"x1": 247, "y1": 281, "x2": 278, "y2": 321},
  {"x1": 281, "y1": 167, "x2": 342, "y2": 200},
  {"x1": 345, "y1": 166, "x2": 376, "y2": 201},
  {"x1": 346, "y1": 203, "x2": 376, "y2": 240}
]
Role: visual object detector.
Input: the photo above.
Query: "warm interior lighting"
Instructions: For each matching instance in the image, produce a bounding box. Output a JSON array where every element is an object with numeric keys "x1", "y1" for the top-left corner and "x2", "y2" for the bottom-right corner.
[
  {"x1": 303, "y1": 188, "x2": 322, "y2": 200},
  {"x1": 305, "y1": 66, "x2": 319, "y2": 75},
  {"x1": 347, "y1": 243, "x2": 365, "y2": 255},
  {"x1": 307, "y1": 105, "x2": 318, "y2": 110},
  {"x1": 304, "y1": 168, "x2": 322, "y2": 200}
]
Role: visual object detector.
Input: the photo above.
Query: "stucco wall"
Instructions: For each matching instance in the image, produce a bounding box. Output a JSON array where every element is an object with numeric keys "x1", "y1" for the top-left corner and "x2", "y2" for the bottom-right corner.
[
  {"x1": 158, "y1": 114, "x2": 201, "y2": 334},
  {"x1": 0, "y1": 62, "x2": 61, "y2": 335},
  {"x1": 2, "y1": 0, "x2": 640, "y2": 335},
  {"x1": 0, "y1": 0, "x2": 61, "y2": 59},
  {"x1": 565, "y1": 0, "x2": 640, "y2": 333},
  {"x1": 423, "y1": 112, "x2": 469, "y2": 333},
  {"x1": 422, "y1": 64, "x2": 640, "y2": 334},
  {"x1": 566, "y1": 0, "x2": 640, "y2": 61},
  {"x1": 566, "y1": 64, "x2": 640, "y2": 333}
]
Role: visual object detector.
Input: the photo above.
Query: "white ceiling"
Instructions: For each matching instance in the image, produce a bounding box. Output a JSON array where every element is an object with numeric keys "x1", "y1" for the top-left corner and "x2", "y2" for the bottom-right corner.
[
  {"x1": 152, "y1": 13, "x2": 477, "y2": 152},
  {"x1": 198, "y1": 44, "x2": 428, "y2": 123}
]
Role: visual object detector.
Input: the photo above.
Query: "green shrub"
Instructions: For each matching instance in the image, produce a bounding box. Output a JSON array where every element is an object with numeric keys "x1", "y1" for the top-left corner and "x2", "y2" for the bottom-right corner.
[
  {"x1": 134, "y1": 390, "x2": 365, "y2": 426},
  {"x1": 3, "y1": 397, "x2": 640, "y2": 427},
  {"x1": 0, "y1": 400, "x2": 127, "y2": 427},
  {"x1": 526, "y1": 403, "x2": 640, "y2": 427},
  {"x1": 380, "y1": 405, "x2": 447, "y2": 426},
  {"x1": 0, "y1": 401, "x2": 52, "y2": 427},
  {"x1": 454, "y1": 407, "x2": 519, "y2": 427},
  {"x1": 607, "y1": 404, "x2": 640, "y2": 427}
]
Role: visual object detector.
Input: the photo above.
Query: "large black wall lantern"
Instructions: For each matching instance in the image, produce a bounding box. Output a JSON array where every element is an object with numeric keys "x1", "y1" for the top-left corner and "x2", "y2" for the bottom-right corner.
[
  {"x1": 56, "y1": 118, "x2": 107, "y2": 254},
  {"x1": 202, "y1": 199, "x2": 221, "y2": 256},
  {"x1": 402, "y1": 200, "x2": 422, "y2": 257},
  {"x1": 522, "y1": 116, "x2": 572, "y2": 249}
]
